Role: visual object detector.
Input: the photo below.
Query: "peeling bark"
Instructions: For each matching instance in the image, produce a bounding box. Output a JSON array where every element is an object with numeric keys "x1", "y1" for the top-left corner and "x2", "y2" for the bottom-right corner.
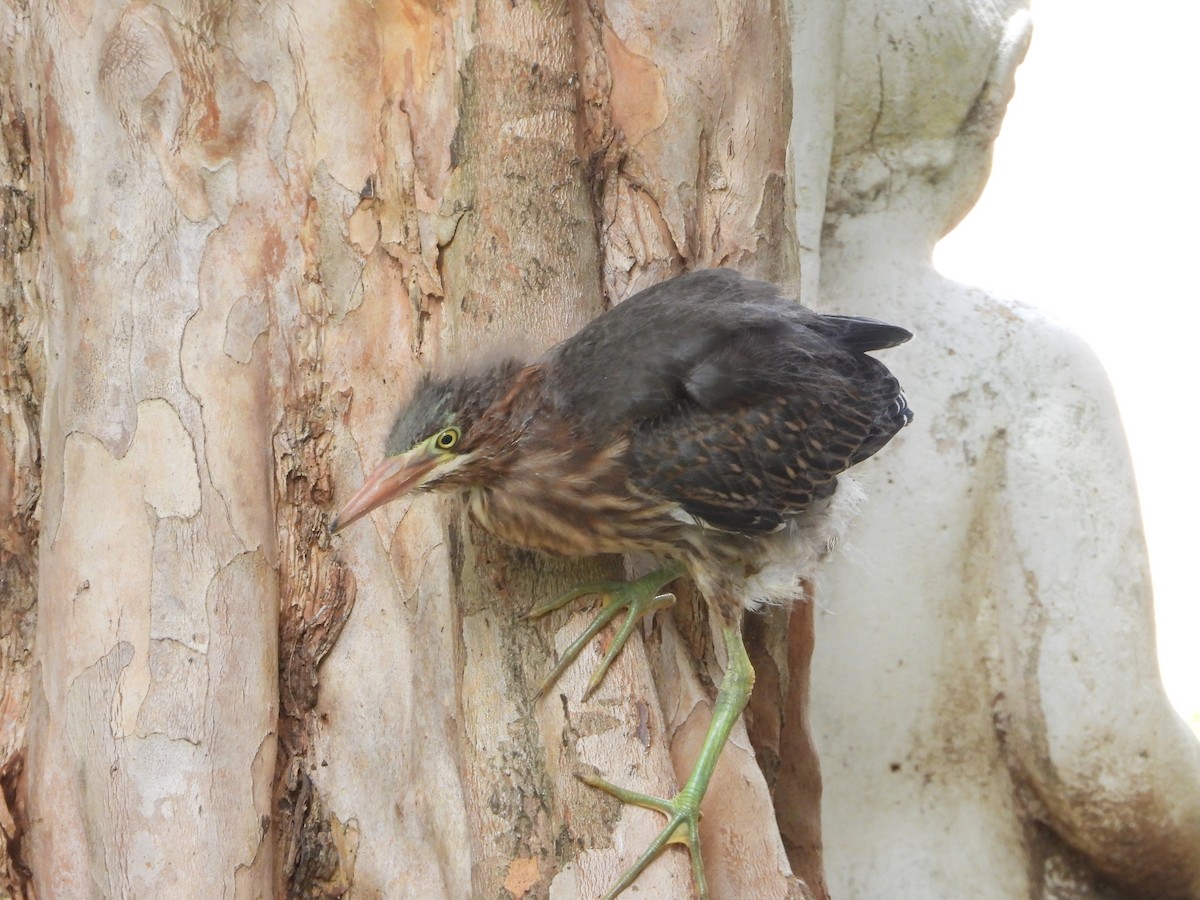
[
  {"x1": 274, "y1": 390, "x2": 358, "y2": 898},
  {"x1": 1, "y1": 11, "x2": 41, "y2": 893}
]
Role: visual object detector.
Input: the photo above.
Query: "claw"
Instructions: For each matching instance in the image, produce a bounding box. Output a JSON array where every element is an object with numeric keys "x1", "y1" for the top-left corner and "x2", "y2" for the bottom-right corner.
[
  {"x1": 589, "y1": 779, "x2": 706, "y2": 900},
  {"x1": 581, "y1": 589, "x2": 675, "y2": 698},
  {"x1": 530, "y1": 563, "x2": 685, "y2": 698}
]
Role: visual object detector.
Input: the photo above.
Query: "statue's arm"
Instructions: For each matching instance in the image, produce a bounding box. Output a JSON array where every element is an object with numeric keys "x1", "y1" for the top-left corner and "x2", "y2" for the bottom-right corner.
[{"x1": 994, "y1": 322, "x2": 1200, "y2": 897}]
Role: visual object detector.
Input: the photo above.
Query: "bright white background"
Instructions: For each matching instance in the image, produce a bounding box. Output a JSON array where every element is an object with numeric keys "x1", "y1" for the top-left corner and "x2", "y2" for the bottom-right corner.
[{"x1": 935, "y1": 2, "x2": 1198, "y2": 731}]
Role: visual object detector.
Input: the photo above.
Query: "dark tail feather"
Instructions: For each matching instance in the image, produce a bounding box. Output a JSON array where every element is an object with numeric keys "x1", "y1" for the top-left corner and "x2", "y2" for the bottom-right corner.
[{"x1": 812, "y1": 314, "x2": 913, "y2": 352}]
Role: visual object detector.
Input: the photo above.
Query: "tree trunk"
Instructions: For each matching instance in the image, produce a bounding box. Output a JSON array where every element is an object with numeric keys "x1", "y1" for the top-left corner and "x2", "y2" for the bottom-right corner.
[
  {"x1": 1, "y1": 13, "x2": 42, "y2": 894},
  {"x1": 1, "y1": 1, "x2": 813, "y2": 897}
]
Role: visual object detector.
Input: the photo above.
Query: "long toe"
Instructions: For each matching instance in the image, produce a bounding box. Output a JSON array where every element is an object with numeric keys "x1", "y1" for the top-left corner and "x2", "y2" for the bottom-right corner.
[
  {"x1": 579, "y1": 623, "x2": 755, "y2": 899},
  {"x1": 576, "y1": 775, "x2": 707, "y2": 900},
  {"x1": 532, "y1": 563, "x2": 685, "y2": 697},
  {"x1": 523, "y1": 580, "x2": 630, "y2": 620}
]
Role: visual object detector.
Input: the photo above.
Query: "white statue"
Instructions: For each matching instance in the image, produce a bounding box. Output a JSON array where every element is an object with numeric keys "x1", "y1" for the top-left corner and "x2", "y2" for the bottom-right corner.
[{"x1": 795, "y1": 1, "x2": 1200, "y2": 896}]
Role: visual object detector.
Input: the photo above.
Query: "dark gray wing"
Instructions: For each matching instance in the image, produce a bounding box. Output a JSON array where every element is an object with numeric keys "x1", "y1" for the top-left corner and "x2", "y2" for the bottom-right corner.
[{"x1": 549, "y1": 269, "x2": 912, "y2": 533}]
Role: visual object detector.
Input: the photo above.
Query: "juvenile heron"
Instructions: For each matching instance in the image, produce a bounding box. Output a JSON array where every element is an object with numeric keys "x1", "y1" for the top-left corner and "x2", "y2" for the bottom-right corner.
[{"x1": 330, "y1": 268, "x2": 912, "y2": 899}]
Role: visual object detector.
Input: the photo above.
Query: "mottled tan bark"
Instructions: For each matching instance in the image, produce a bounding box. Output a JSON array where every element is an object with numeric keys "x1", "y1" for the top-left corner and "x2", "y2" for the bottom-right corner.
[
  {"x1": 2, "y1": 1, "x2": 812, "y2": 897},
  {"x1": 1, "y1": 10, "x2": 41, "y2": 894},
  {"x1": 14, "y1": 2, "x2": 284, "y2": 894}
]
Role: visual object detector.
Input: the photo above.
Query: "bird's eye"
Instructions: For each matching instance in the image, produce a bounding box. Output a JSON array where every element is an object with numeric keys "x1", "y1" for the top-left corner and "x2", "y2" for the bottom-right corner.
[{"x1": 434, "y1": 427, "x2": 461, "y2": 451}]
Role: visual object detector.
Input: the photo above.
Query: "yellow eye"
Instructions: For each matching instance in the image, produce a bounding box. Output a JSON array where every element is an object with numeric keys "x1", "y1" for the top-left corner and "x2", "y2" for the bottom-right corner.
[{"x1": 434, "y1": 427, "x2": 461, "y2": 451}]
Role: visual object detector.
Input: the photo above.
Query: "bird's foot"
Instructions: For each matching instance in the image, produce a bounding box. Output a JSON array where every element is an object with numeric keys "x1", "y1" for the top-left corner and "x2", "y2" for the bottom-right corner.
[
  {"x1": 578, "y1": 772, "x2": 708, "y2": 900},
  {"x1": 526, "y1": 562, "x2": 686, "y2": 698},
  {"x1": 577, "y1": 624, "x2": 754, "y2": 899}
]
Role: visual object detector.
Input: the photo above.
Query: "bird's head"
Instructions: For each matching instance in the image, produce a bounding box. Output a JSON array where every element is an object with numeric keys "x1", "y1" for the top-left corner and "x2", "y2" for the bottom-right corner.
[{"x1": 329, "y1": 359, "x2": 528, "y2": 533}]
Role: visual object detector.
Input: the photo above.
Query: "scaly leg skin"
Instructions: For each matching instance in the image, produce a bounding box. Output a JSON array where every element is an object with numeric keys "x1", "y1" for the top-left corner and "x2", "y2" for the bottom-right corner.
[
  {"x1": 526, "y1": 561, "x2": 686, "y2": 699},
  {"x1": 582, "y1": 624, "x2": 755, "y2": 900}
]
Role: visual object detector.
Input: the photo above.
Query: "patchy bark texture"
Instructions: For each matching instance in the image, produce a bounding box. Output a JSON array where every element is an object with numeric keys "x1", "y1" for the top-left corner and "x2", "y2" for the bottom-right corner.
[
  {"x1": 3, "y1": 0, "x2": 809, "y2": 897},
  {"x1": 0, "y1": 14, "x2": 41, "y2": 894}
]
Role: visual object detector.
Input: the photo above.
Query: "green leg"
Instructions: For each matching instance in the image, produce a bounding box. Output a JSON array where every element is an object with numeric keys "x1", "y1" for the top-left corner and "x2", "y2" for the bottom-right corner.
[
  {"x1": 581, "y1": 623, "x2": 755, "y2": 900},
  {"x1": 526, "y1": 561, "x2": 686, "y2": 698}
]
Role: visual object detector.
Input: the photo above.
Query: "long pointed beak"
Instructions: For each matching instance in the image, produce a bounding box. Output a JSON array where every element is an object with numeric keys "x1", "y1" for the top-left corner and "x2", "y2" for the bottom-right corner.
[{"x1": 328, "y1": 447, "x2": 440, "y2": 534}]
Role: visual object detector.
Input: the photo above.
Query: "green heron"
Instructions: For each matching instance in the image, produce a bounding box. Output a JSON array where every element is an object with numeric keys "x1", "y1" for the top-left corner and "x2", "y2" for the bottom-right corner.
[{"x1": 330, "y1": 268, "x2": 912, "y2": 899}]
